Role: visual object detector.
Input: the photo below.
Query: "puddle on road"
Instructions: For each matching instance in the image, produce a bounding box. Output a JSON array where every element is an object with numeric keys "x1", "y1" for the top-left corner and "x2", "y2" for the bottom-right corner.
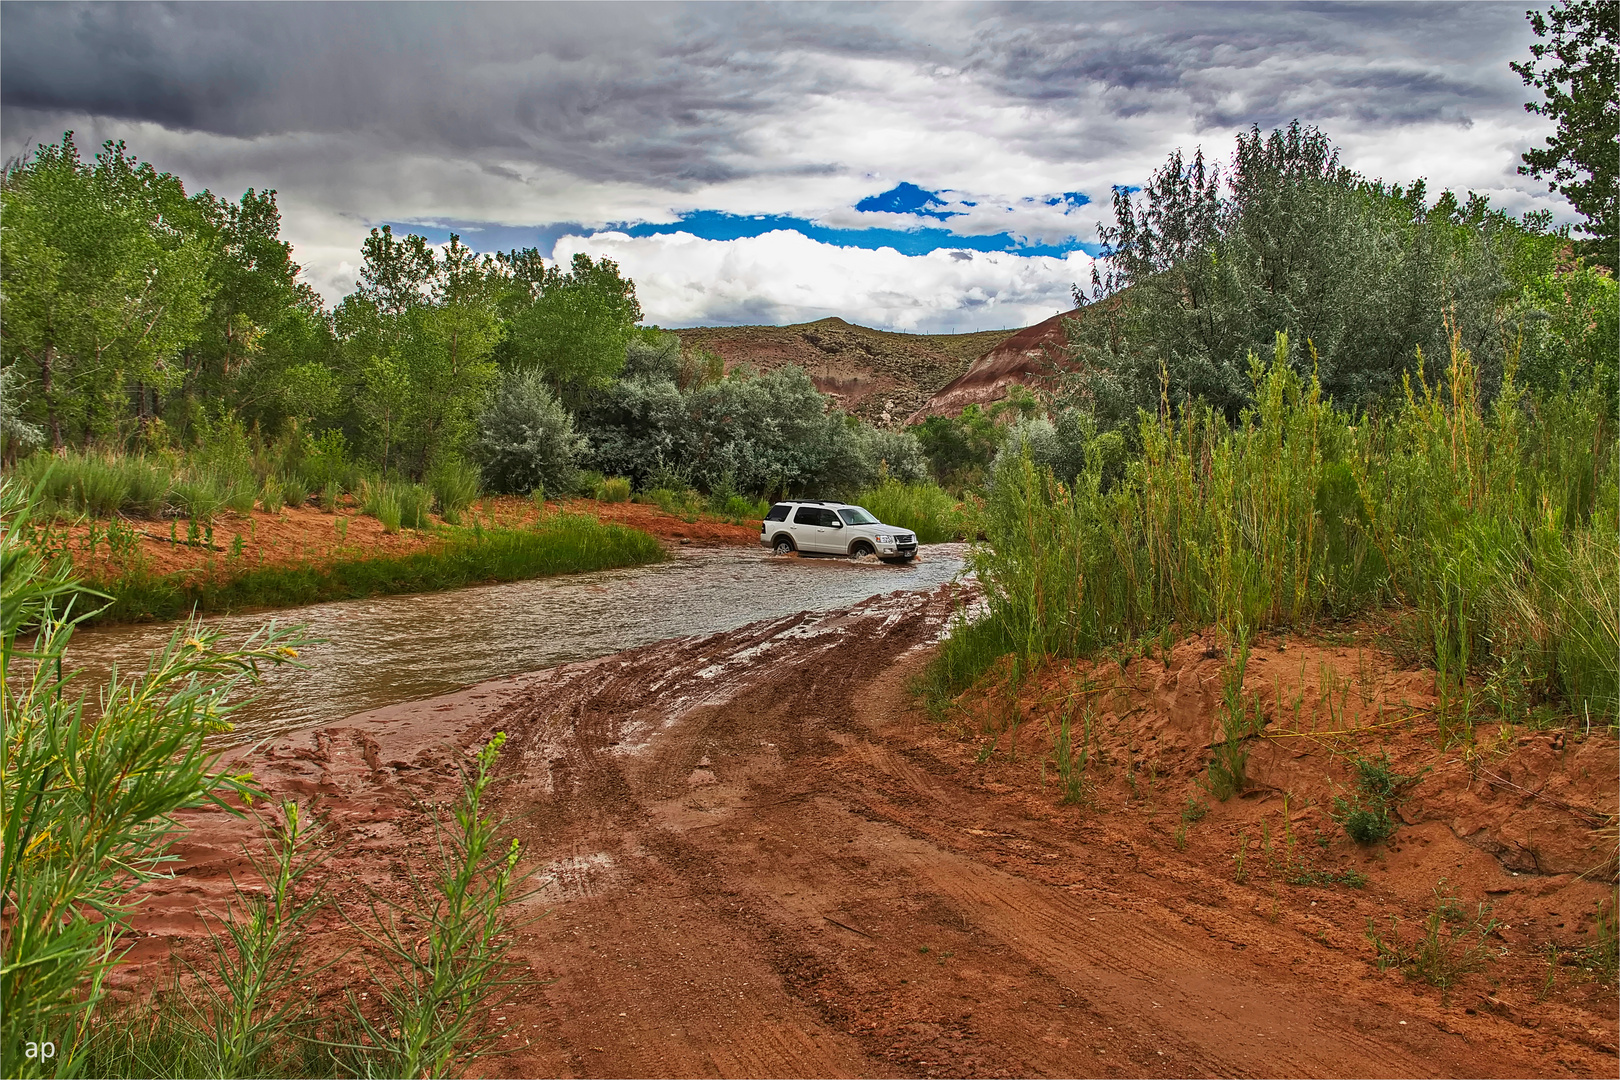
[{"x1": 64, "y1": 544, "x2": 970, "y2": 745}]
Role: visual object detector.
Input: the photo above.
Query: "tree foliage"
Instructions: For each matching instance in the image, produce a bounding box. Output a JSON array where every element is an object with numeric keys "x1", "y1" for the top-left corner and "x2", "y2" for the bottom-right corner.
[
  {"x1": 495, "y1": 251, "x2": 642, "y2": 407},
  {"x1": 1072, "y1": 122, "x2": 1566, "y2": 428},
  {"x1": 1512, "y1": 0, "x2": 1619, "y2": 263},
  {"x1": 1, "y1": 135, "x2": 214, "y2": 449},
  {"x1": 580, "y1": 362, "x2": 873, "y2": 498}
]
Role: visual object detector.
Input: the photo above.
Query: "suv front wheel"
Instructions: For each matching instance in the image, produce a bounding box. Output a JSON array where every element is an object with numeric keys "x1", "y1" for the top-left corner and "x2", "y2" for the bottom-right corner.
[{"x1": 849, "y1": 540, "x2": 874, "y2": 559}]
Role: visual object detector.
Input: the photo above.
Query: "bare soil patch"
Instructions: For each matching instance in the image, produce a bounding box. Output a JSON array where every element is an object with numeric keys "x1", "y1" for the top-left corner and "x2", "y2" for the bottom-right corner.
[
  {"x1": 674, "y1": 317, "x2": 1013, "y2": 424},
  {"x1": 115, "y1": 592, "x2": 1617, "y2": 1077}
]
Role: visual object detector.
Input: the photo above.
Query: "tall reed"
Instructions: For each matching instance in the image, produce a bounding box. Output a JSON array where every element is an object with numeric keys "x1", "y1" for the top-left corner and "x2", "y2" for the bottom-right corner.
[
  {"x1": 944, "y1": 330, "x2": 1618, "y2": 725},
  {"x1": 427, "y1": 458, "x2": 481, "y2": 525},
  {"x1": 1, "y1": 481, "x2": 310, "y2": 1079},
  {"x1": 855, "y1": 479, "x2": 966, "y2": 543}
]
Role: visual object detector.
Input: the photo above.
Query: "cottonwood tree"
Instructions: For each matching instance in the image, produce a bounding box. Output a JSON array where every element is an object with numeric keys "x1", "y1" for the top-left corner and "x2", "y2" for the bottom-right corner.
[
  {"x1": 495, "y1": 251, "x2": 643, "y2": 407},
  {"x1": 1, "y1": 135, "x2": 213, "y2": 448},
  {"x1": 1512, "y1": 0, "x2": 1619, "y2": 266},
  {"x1": 333, "y1": 230, "x2": 503, "y2": 474}
]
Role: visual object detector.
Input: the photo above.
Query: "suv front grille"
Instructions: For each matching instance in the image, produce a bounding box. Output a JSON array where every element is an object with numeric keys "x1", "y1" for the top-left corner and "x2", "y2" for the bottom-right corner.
[{"x1": 896, "y1": 534, "x2": 915, "y2": 545}]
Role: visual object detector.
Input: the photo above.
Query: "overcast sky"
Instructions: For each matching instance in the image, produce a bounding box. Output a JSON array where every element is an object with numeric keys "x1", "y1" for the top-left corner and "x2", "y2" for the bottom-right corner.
[{"x1": 0, "y1": 1, "x2": 1565, "y2": 333}]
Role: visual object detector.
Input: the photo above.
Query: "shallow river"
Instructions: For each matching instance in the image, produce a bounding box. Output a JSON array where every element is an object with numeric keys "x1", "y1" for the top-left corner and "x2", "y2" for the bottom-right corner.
[{"x1": 64, "y1": 544, "x2": 970, "y2": 745}]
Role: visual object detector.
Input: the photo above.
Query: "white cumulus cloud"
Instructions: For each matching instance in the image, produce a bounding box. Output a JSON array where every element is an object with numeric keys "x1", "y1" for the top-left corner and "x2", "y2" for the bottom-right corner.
[{"x1": 551, "y1": 230, "x2": 1094, "y2": 333}]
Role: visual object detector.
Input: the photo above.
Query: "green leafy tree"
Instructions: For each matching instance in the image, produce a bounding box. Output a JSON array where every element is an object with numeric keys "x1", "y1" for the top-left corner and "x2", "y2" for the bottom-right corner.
[
  {"x1": 410, "y1": 236, "x2": 503, "y2": 472},
  {"x1": 1, "y1": 135, "x2": 213, "y2": 449},
  {"x1": 335, "y1": 230, "x2": 502, "y2": 474},
  {"x1": 911, "y1": 404, "x2": 1006, "y2": 489},
  {"x1": 176, "y1": 187, "x2": 320, "y2": 442},
  {"x1": 1073, "y1": 123, "x2": 1527, "y2": 425},
  {"x1": 1512, "y1": 0, "x2": 1620, "y2": 266},
  {"x1": 496, "y1": 251, "x2": 642, "y2": 406}
]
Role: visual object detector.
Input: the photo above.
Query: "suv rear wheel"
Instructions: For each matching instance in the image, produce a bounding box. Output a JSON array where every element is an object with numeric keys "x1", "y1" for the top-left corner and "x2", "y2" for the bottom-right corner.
[{"x1": 772, "y1": 536, "x2": 796, "y2": 555}]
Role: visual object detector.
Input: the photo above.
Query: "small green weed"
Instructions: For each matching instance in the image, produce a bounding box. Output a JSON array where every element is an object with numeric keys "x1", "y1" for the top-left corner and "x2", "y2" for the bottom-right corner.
[
  {"x1": 1333, "y1": 750, "x2": 1417, "y2": 845},
  {"x1": 427, "y1": 458, "x2": 481, "y2": 524},
  {"x1": 259, "y1": 477, "x2": 284, "y2": 515},
  {"x1": 1176, "y1": 797, "x2": 1209, "y2": 850},
  {"x1": 281, "y1": 474, "x2": 309, "y2": 509},
  {"x1": 1364, "y1": 879, "x2": 1500, "y2": 1001},
  {"x1": 595, "y1": 476, "x2": 632, "y2": 503},
  {"x1": 1287, "y1": 866, "x2": 1368, "y2": 888},
  {"x1": 1051, "y1": 695, "x2": 1092, "y2": 805},
  {"x1": 1208, "y1": 631, "x2": 1265, "y2": 801},
  {"x1": 397, "y1": 484, "x2": 432, "y2": 530},
  {"x1": 340, "y1": 733, "x2": 535, "y2": 1079}
]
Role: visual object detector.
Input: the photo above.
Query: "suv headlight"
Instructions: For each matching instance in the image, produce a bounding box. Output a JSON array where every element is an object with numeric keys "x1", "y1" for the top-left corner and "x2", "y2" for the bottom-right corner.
[{"x1": 875, "y1": 533, "x2": 893, "y2": 544}]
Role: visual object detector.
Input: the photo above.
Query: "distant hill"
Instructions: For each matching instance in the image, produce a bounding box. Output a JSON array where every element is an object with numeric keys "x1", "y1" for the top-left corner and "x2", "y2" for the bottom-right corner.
[
  {"x1": 671, "y1": 318, "x2": 1018, "y2": 425},
  {"x1": 905, "y1": 308, "x2": 1082, "y2": 423}
]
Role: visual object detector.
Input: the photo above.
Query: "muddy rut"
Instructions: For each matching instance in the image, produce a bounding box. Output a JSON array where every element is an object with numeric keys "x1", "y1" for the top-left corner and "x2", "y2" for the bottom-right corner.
[{"x1": 120, "y1": 585, "x2": 1615, "y2": 1079}]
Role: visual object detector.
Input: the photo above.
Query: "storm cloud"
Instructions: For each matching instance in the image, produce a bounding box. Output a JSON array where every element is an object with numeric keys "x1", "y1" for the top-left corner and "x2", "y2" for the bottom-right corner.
[{"x1": 0, "y1": 1, "x2": 1562, "y2": 330}]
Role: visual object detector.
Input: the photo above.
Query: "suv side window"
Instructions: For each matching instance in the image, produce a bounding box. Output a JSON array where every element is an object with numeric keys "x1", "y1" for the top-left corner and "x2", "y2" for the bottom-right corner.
[
  {"x1": 818, "y1": 508, "x2": 841, "y2": 527},
  {"x1": 765, "y1": 504, "x2": 790, "y2": 522},
  {"x1": 792, "y1": 505, "x2": 821, "y2": 525}
]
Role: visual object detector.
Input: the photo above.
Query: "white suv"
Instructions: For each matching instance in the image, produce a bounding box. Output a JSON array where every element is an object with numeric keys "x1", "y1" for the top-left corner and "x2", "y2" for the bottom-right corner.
[{"x1": 760, "y1": 501, "x2": 918, "y2": 562}]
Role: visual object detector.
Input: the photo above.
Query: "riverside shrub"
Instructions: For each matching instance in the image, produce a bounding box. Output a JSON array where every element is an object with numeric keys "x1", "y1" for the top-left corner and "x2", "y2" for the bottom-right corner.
[
  {"x1": 943, "y1": 330, "x2": 1618, "y2": 725},
  {"x1": 474, "y1": 369, "x2": 586, "y2": 495}
]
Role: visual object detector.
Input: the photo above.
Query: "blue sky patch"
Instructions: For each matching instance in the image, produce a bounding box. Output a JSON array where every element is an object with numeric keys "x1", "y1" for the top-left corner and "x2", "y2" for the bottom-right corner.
[
  {"x1": 385, "y1": 202, "x2": 1102, "y2": 261},
  {"x1": 855, "y1": 182, "x2": 956, "y2": 219}
]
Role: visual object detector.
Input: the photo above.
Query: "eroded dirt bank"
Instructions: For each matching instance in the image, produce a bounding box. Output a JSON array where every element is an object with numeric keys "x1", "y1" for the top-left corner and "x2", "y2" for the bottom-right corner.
[{"x1": 119, "y1": 588, "x2": 1617, "y2": 1078}]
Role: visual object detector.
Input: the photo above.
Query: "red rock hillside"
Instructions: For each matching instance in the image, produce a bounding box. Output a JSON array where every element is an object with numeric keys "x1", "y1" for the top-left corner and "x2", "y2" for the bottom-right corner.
[{"x1": 906, "y1": 307, "x2": 1081, "y2": 422}]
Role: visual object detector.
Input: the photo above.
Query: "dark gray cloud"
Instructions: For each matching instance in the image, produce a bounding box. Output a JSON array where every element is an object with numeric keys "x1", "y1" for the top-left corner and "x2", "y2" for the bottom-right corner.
[
  {"x1": 0, "y1": 1, "x2": 1560, "y2": 327},
  {"x1": 3, "y1": 1, "x2": 1536, "y2": 186}
]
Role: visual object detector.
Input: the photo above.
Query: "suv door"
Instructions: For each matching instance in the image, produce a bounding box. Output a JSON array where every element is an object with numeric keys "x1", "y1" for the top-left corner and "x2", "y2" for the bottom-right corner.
[{"x1": 791, "y1": 505, "x2": 839, "y2": 552}]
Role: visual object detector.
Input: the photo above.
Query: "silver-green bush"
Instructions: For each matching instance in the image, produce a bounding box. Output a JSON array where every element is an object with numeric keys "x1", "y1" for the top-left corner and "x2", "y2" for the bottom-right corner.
[{"x1": 474, "y1": 369, "x2": 586, "y2": 495}]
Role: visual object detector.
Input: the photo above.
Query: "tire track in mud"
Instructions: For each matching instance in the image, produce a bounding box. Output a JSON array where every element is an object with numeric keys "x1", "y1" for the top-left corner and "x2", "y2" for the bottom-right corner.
[
  {"x1": 480, "y1": 588, "x2": 958, "y2": 1079},
  {"x1": 468, "y1": 581, "x2": 1593, "y2": 1079},
  {"x1": 126, "y1": 579, "x2": 1609, "y2": 1078}
]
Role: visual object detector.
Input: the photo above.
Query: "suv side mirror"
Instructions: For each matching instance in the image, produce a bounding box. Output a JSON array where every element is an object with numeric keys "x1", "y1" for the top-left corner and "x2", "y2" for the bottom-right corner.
[{"x1": 831, "y1": 520, "x2": 843, "y2": 528}]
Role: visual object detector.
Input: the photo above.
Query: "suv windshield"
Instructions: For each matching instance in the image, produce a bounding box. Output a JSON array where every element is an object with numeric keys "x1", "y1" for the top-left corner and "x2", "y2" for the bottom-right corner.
[{"x1": 837, "y1": 507, "x2": 878, "y2": 526}]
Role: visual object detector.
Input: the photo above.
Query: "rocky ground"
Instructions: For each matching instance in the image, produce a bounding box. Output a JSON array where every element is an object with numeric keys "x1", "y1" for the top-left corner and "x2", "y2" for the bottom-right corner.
[{"x1": 113, "y1": 585, "x2": 1617, "y2": 1078}]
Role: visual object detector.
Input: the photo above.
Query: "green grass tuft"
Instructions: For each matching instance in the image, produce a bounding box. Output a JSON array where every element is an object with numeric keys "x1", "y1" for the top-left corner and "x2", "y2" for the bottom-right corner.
[
  {"x1": 82, "y1": 514, "x2": 666, "y2": 623},
  {"x1": 854, "y1": 479, "x2": 967, "y2": 544}
]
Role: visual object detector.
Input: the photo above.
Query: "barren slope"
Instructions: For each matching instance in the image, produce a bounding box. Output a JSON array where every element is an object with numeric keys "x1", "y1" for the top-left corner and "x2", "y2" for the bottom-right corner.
[
  {"x1": 672, "y1": 319, "x2": 1015, "y2": 425},
  {"x1": 907, "y1": 308, "x2": 1081, "y2": 423}
]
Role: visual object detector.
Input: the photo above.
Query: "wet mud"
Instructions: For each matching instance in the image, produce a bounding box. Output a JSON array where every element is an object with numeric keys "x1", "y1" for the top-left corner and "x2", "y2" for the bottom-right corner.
[{"x1": 116, "y1": 587, "x2": 1617, "y2": 1078}]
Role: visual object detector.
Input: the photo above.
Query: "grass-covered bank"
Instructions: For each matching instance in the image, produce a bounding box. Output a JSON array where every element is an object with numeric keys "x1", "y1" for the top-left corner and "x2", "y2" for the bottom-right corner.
[
  {"x1": 854, "y1": 478, "x2": 972, "y2": 543},
  {"x1": 65, "y1": 512, "x2": 666, "y2": 624},
  {"x1": 922, "y1": 332, "x2": 1619, "y2": 734}
]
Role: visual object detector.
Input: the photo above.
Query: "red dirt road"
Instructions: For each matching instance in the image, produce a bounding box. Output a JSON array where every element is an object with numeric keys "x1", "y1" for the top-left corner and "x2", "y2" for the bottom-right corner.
[{"x1": 119, "y1": 586, "x2": 1617, "y2": 1078}]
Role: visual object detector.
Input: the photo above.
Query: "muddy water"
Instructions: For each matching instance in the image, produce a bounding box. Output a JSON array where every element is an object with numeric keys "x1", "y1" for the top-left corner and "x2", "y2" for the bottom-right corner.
[{"x1": 65, "y1": 544, "x2": 969, "y2": 745}]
